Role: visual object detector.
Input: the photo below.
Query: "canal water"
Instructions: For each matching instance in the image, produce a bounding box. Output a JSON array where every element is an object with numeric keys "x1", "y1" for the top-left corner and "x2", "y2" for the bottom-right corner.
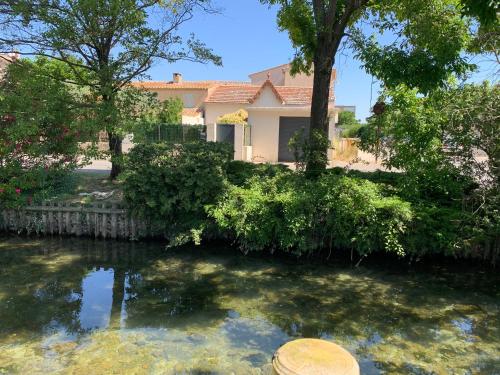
[{"x1": 0, "y1": 237, "x2": 498, "y2": 374}]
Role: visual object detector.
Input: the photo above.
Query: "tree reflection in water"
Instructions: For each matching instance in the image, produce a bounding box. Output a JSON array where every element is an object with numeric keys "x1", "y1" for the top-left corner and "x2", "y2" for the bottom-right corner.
[{"x1": 0, "y1": 237, "x2": 498, "y2": 374}]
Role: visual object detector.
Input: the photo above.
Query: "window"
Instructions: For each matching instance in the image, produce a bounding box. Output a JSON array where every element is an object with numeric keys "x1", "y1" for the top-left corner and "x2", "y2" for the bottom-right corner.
[{"x1": 183, "y1": 93, "x2": 195, "y2": 108}]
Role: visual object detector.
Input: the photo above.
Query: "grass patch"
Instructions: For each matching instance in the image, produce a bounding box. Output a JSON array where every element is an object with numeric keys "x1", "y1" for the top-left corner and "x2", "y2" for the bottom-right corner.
[{"x1": 48, "y1": 171, "x2": 123, "y2": 204}]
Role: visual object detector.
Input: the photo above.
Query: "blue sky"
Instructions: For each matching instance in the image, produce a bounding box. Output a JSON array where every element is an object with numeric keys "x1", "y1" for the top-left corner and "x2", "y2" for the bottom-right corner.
[{"x1": 147, "y1": 0, "x2": 497, "y2": 122}]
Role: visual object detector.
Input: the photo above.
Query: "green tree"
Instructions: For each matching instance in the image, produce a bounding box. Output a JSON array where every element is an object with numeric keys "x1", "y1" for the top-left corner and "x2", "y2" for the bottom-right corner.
[
  {"x1": 337, "y1": 111, "x2": 364, "y2": 137},
  {"x1": 0, "y1": 0, "x2": 221, "y2": 179},
  {"x1": 0, "y1": 58, "x2": 96, "y2": 207},
  {"x1": 158, "y1": 97, "x2": 184, "y2": 124},
  {"x1": 359, "y1": 82, "x2": 499, "y2": 254},
  {"x1": 337, "y1": 111, "x2": 359, "y2": 127},
  {"x1": 262, "y1": 0, "x2": 494, "y2": 175}
]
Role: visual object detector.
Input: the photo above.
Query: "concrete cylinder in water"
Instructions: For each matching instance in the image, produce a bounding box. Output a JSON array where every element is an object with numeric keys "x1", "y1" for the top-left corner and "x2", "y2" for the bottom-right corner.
[{"x1": 272, "y1": 339, "x2": 360, "y2": 375}]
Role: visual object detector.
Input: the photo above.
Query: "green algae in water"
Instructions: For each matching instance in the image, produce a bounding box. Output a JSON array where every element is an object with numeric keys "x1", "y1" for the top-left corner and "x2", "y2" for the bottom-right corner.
[{"x1": 0, "y1": 237, "x2": 499, "y2": 374}]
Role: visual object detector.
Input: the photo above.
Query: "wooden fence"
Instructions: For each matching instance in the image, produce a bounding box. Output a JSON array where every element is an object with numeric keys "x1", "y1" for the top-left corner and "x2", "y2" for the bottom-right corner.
[
  {"x1": 1, "y1": 202, "x2": 150, "y2": 240},
  {"x1": 332, "y1": 137, "x2": 359, "y2": 161}
]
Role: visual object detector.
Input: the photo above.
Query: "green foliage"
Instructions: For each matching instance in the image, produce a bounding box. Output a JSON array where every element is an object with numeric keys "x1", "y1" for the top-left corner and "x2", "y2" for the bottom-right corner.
[
  {"x1": 354, "y1": 0, "x2": 475, "y2": 93},
  {"x1": 341, "y1": 124, "x2": 365, "y2": 138},
  {"x1": 262, "y1": 0, "x2": 479, "y2": 174},
  {"x1": 360, "y1": 83, "x2": 499, "y2": 257},
  {"x1": 264, "y1": 0, "x2": 475, "y2": 91},
  {"x1": 122, "y1": 141, "x2": 232, "y2": 242},
  {"x1": 125, "y1": 93, "x2": 191, "y2": 144},
  {"x1": 0, "y1": 58, "x2": 96, "y2": 208},
  {"x1": 121, "y1": 141, "x2": 495, "y2": 260},
  {"x1": 408, "y1": 203, "x2": 473, "y2": 257},
  {"x1": 0, "y1": 0, "x2": 221, "y2": 178},
  {"x1": 226, "y1": 161, "x2": 290, "y2": 187},
  {"x1": 337, "y1": 111, "x2": 360, "y2": 127},
  {"x1": 262, "y1": 0, "x2": 317, "y2": 74},
  {"x1": 337, "y1": 112, "x2": 365, "y2": 138},
  {"x1": 461, "y1": 0, "x2": 499, "y2": 27},
  {"x1": 210, "y1": 172, "x2": 413, "y2": 257},
  {"x1": 217, "y1": 109, "x2": 248, "y2": 125},
  {"x1": 288, "y1": 128, "x2": 330, "y2": 176},
  {"x1": 158, "y1": 97, "x2": 183, "y2": 125},
  {"x1": 360, "y1": 85, "x2": 468, "y2": 200}
]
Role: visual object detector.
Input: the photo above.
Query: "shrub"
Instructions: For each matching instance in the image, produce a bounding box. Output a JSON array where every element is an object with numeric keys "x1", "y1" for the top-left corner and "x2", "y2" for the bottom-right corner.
[
  {"x1": 210, "y1": 172, "x2": 413, "y2": 257},
  {"x1": 226, "y1": 161, "x2": 291, "y2": 187},
  {"x1": 317, "y1": 175, "x2": 412, "y2": 257},
  {"x1": 340, "y1": 124, "x2": 365, "y2": 138},
  {"x1": 407, "y1": 203, "x2": 472, "y2": 257},
  {"x1": 217, "y1": 109, "x2": 248, "y2": 125},
  {"x1": 122, "y1": 141, "x2": 232, "y2": 241},
  {"x1": 0, "y1": 58, "x2": 96, "y2": 208}
]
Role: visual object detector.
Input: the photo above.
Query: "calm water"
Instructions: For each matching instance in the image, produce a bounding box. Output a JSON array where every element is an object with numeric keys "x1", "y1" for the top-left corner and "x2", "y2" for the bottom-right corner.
[{"x1": 0, "y1": 237, "x2": 498, "y2": 375}]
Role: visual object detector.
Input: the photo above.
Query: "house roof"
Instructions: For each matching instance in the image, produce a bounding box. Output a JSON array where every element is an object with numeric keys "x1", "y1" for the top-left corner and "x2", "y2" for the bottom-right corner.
[
  {"x1": 133, "y1": 76, "x2": 335, "y2": 106},
  {"x1": 131, "y1": 80, "x2": 252, "y2": 90},
  {"x1": 182, "y1": 108, "x2": 203, "y2": 117},
  {"x1": 250, "y1": 80, "x2": 285, "y2": 104},
  {"x1": 205, "y1": 84, "x2": 261, "y2": 104},
  {"x1": 205, "y1": 80, "x2": 334, "y2": 105}
]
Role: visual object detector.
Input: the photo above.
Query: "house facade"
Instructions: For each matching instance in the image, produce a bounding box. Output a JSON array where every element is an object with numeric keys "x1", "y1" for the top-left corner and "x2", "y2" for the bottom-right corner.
[
  {"x1": 0, "y1": 53, "x2": 19, "y2": 76},
  {"x1": 133, "y1": 64, "x2": 341, "y2": 163}
]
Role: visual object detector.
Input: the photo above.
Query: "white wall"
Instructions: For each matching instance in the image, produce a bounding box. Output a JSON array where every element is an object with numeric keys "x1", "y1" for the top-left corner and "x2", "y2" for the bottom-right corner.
[
  {"x1": 181, "y1": 115, "x2": 204, "y2": 125},
  {"x1": 234, "y1": 124, "x2": 244, "y2": 161},
  {"x1": 153, "y1": 88, "x2": 208, "y2": 110},
  {"x1": 248, "y1": 107, "x2": 338, "y2": 163},
  {"x1": 247, "y1": 110, "x2": 281, "y2": 162},
  {"x1": 249, "y1": 66, "x2": 286, "y2": 86},
  {"x1": 252, "y1": 85, "x2": 283, "y2": 107},
  {"x1": 204, "y1": 103, "x2": 247, "y2": 125}
]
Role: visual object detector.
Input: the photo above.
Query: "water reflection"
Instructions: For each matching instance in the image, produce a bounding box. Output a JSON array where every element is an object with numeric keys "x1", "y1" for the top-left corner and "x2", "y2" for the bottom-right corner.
[
  {"x1": 79, "y1": 269, "x2": 114, "y2": 331},
  {"x1": 0, "y1": 237, "x2": 498, "y2": 374}
]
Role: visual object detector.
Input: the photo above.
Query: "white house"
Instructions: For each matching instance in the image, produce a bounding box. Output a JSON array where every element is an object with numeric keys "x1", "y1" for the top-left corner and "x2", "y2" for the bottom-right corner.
[{"x1": 133, "y1": 63, "x2": 344, "y2": 163}]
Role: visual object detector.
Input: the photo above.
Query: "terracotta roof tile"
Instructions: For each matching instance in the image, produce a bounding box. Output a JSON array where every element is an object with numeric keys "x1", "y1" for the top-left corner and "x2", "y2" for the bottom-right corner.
[
  {"x1": 205, "y1": 85, "x2": 261, "y2": 103},
  {"x1": 131, "y1": 80, "x2": 252, "y2": 90},
  {"x1": 133, "y1": 79, "x2": 335, "y2": 106},
  {"x1": 206, "y1": 82, "x2": 334, "y2": 105}
]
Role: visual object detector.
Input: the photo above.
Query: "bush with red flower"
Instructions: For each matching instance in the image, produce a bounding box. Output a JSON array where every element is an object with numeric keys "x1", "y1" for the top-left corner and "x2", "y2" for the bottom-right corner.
[{"x1": 0, "y1": 57, "x2": 98, "y2": 208}]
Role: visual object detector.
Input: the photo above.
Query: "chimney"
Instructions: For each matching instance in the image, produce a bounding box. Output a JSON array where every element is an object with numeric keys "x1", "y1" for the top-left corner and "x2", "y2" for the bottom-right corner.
[{"x1": 173, "y1": 73, "x2": 182, "y2": 83}]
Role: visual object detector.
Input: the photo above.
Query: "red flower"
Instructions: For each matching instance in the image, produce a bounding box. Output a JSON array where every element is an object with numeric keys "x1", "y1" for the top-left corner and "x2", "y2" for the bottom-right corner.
[
  {"x1": 0, "y1": 188, "x2": 4, "y2": 194},
  {"x1": 15, "y1": 188, "x2": 21, "y2": 195},
  {"x1": 2, "y1": 114, "x2": 16, "y2": 124}
]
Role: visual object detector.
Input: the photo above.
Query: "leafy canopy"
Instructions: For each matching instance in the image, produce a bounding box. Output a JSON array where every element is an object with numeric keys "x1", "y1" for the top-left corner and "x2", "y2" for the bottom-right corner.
[
  {"x1": 0, "y1": 0, "x2": 221, "y2": 91},
  {"x1": 263, "y1": 0, "x2": 481, "y2": 93},
  {"x1": 0, "y1": 58, "x2": 97, "y2": 206}
]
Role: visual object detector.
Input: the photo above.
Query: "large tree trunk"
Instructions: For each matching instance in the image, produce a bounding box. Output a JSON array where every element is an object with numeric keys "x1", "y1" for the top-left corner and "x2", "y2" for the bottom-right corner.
[
  {"x1": 108, "y1": 131, "x2": 123, "y2": 180},
  {"x1": 306, "y1": 47, "x2": 335, "y2": 177}
]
